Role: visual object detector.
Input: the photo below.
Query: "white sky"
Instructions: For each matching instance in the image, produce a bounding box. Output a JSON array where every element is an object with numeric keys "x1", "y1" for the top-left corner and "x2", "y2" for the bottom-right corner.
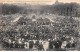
[{"x1": 2, "y1": 0, "x2": 80, "y2": 5}]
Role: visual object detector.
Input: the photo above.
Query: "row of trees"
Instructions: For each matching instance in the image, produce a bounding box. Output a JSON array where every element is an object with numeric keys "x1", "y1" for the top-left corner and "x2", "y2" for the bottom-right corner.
[
  {"x1": 52, "y1": 3, "x2": 80, "y2": 17},
  {"x1": 2, "y1": 4, "x2": 23, "y2": 15},
  {"x1": 2, "y1": 3, "x2": 80, "y2": 17}
]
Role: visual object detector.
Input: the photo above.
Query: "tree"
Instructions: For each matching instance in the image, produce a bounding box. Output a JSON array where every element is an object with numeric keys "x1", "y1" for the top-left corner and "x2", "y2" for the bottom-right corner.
[
  {"x1": 53, "y1": 3, "x2": 80, "y2": 17},
  {"x1": 2, "y1": 4, "x2": 22, "y2": 15}
]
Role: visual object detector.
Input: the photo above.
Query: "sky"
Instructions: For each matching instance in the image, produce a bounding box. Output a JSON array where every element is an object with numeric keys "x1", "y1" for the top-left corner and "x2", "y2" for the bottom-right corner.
[{"x1": 2, "y1": 0, "x2": 80, "y2": 5}]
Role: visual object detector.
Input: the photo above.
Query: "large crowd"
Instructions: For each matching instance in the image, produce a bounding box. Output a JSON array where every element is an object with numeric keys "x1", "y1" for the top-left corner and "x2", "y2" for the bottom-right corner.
[
  {"x1": 1, "y1": 14, "x2": 79, "y2": 51},
  {"x1": 2, "y1": 36, "x2": 77, "y2": 51}
]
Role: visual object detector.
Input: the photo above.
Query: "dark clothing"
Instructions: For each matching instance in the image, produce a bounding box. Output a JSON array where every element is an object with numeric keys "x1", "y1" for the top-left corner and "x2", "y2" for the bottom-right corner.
[
  {"x1": 10, "y1": 43, "x2": 14, "y2": 48},
  {"x1": 29, "y1": 41, "x2": 34, "y2": 49},
  {"x1": 54, "y1": 40, "x2": 62, "y2": 49},
  {"x1": 15, "y1": 43, "x2": 19, "y2": 48},
  {"x1": 49, "y1": 40, "x2": 54, "y2": 49},
  {"x1": 61, "y1": 37, "x2": 66, "y2": 41},
  {"x1": 38, "y1": 43, "x2": 43, "y2": 51},
  {"x1": 71, "y1": 42, "x2": 77, "y2": 48},
  {"x1": 3, "y1": 42, "x2": 9, "y2": 48},
  {"x1": 17, "y1": 44, "x2": 25, "y2": 48},
  {"x1": 66, "y1": 43, "x2": 71, "y2": 48},
  {"x1": 35, "y1": 40, "x2": 39, "y2": 46},
  {"x1": 21, "y1": 44, "x2": 25, "y2": 48}
]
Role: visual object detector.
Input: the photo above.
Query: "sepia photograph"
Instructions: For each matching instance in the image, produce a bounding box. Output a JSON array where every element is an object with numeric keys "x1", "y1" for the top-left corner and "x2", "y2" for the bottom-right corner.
[{"x1": 0, "y1": 0, "x2": 80, "y2": 51}]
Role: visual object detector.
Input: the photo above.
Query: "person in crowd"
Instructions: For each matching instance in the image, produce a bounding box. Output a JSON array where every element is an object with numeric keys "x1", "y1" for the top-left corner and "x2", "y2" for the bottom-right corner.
[
  {"x1": 12, "y1": 41, "x2": 15, "y2": 48},
  {"x1": 9, "y1": 42, "x2": 14, "y2": 48},
  {"x1": 61, "y1": 41, "x2": 67, "y2": 49},
  {"x1": 3, "y1": 41, "x2": 9, "y2": 48},
  {"x1": 66, "y1": 40, "x2": 77, "y2": 48},
  {"x1": 38, "y1": 42, "x2": 44, "y2": 51},
  {"x1": 35, "y1": 40, "x2": 39, "y2": 49},
  {"x1": 15, "y1": 42, "x2": 19, "y2": 48},
  {"x1": 24, "y1": 41, "x2": 29, "y2": 49},
  {"x1": 8, "y1": 39, "x2": 12, "y2": 48},
  {"x1": 76, "y1": 40, "x2": 80, "y2": 51},
  {"x1": 71, "y1": 42, "x2": 77, "y2": 48},
  {"x1": 61, "y1": 37, "x2": 66, "y2": 41},
  {"x1": 32, "y1": 40, "x2": 37, "y2": 50},
  {"x1": 66, "y1": 42, "x2": 71, "y2": 48},
  {"x1": 42, "y1": 41, "x2": 49, "y2": 51},
  {"x1": 20, "y1": 43, "x2": 25, "y2": 49},
  {"x1": 49, "y1": 39, "x2": 54, "y2": 50},
  {"x1": 61, "y1": 37, "x2": 67, "y2": 49},
  {"x1": 53, "y1": 40, "x2": 62, "y2": 49},
  {"x1": 18, "y1": 38, "x2": 22, "y2": 48},
  {"x1": 29, "y1": 40, "x2": 34, "y2": 50}
]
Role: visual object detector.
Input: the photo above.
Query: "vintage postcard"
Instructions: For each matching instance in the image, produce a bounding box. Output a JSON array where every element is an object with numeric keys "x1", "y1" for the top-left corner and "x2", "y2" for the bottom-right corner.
[{"x1": 0, "y1": 0, "x2": 80, "y2": 51}]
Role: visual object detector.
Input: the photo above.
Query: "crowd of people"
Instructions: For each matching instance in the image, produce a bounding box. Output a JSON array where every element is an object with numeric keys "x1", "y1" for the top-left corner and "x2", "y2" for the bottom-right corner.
[
  {"x1": 2, "y1": 36, "x2": 77, "y2": 51},
  {"x1": 1, "y1": 14, "x2": 79, "y2": 51}
]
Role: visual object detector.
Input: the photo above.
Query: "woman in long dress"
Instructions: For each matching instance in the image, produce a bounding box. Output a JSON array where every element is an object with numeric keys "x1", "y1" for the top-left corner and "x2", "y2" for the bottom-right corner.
[{"x1": 42, "y1": 41, "x2": 49, "y2": 51}]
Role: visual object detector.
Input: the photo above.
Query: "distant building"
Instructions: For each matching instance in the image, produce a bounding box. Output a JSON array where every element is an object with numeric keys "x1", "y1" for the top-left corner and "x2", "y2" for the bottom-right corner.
[
  {"x1": 55, "y1": 0, "x2": 59, "y2": 5},
  {"x1": 55, "y1": 0, "x2": 64, "y2": 5}
]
